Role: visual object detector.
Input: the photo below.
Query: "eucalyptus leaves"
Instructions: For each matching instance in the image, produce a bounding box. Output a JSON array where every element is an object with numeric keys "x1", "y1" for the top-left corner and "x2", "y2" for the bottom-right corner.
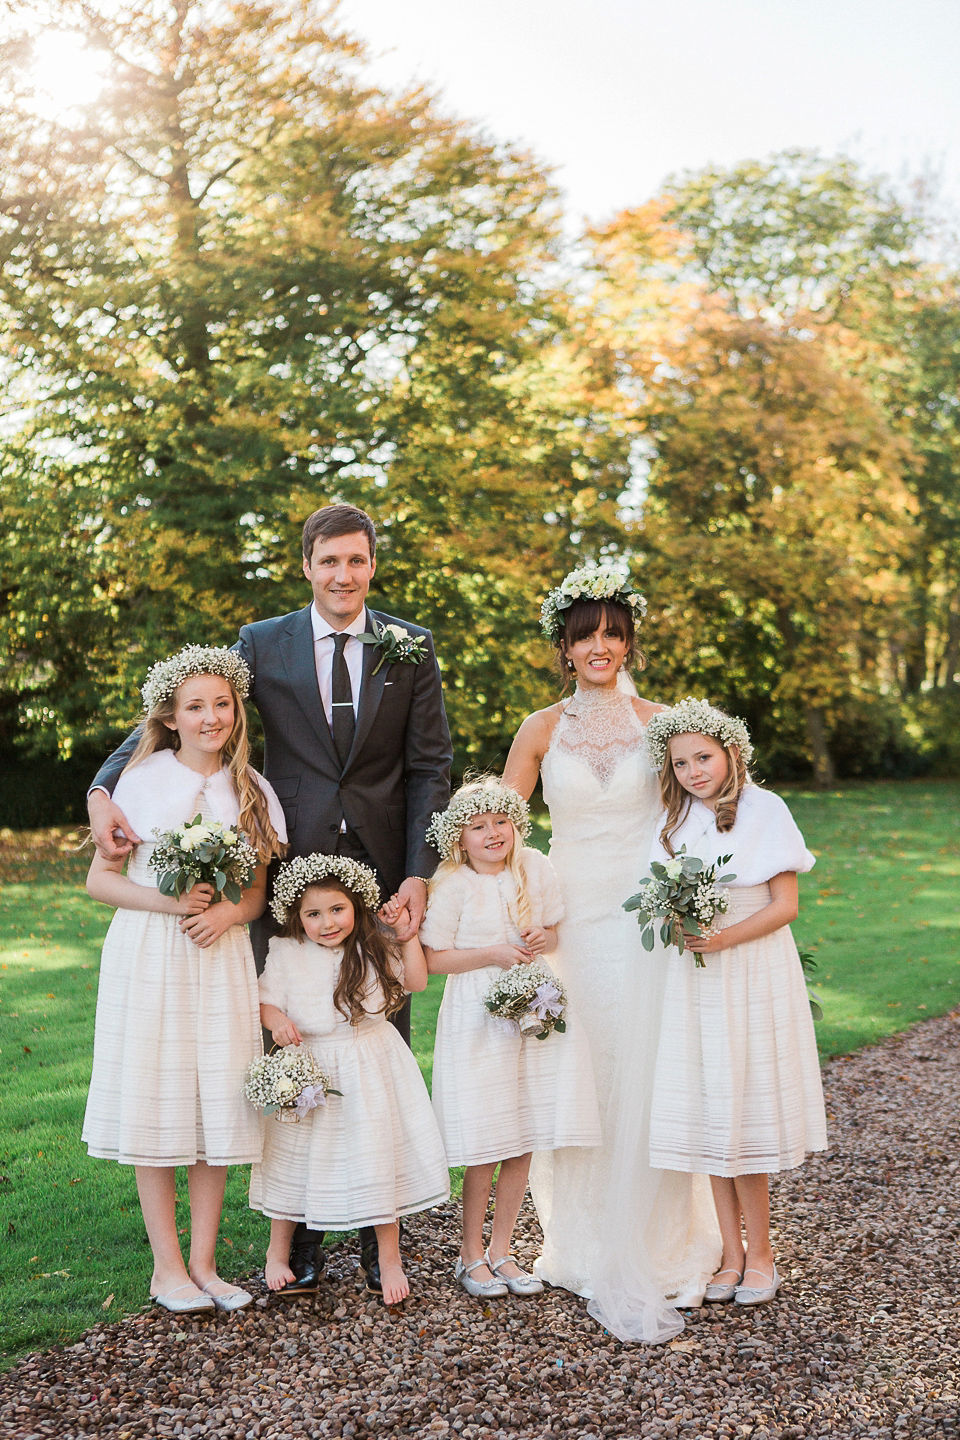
[
  {"x1": 149, "y1": 814, "x2": 258, "y2": 905},
  {"x1": 624, "y1": 846, "x2": 736, "y2": 968}
]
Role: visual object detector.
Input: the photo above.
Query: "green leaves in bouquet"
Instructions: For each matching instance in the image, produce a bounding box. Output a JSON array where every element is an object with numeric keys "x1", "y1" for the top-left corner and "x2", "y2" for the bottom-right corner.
[{"x1": 797, "y1": 949, "x2": 824, "y2": 1022}]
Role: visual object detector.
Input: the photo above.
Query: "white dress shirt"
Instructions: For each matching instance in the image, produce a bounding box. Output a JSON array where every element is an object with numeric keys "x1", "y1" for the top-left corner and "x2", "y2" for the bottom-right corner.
[{"x1": 310, "y1": 604, "x2": 367, "y2": 727}]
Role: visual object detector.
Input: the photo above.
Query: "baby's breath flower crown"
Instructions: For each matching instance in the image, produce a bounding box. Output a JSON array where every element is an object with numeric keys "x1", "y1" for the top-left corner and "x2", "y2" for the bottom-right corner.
[
  {"x1": 425, "y1": 783, "x2": 532, "y2": 862},
  {"x1": 270, "y1": 853, "x2": 381, "y2": 925},
  {"x1": 540, "y1": 564, "x2": 647, "y2": 646},
  {"x1": 141, "y1": 645, "x2": 251, "y2": 713},
  {"x1": 645, "y1": 698, "x2": 754, "y2": 772}
]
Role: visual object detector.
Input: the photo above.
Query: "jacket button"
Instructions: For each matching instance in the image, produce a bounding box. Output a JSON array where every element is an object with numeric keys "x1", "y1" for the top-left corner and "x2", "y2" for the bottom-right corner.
[{"x1": 328, "y1": 824, "x2": 338, "y2": 833}]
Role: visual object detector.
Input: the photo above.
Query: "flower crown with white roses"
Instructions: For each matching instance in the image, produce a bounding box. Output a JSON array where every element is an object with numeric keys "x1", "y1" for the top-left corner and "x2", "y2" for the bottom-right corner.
[
  {"x1": 141, "y1": 645, "x2": 251, "y2": 713},
  {"x1": 540, "y1": 564, "x2": 647, "y2": 646},
  {"x1": 425, "y1": 782, "x2": 532, "y2": 862},
  {"x1": 270, "y1": 853, "x2": 382, "y2": 924},
  {"x1": 645, "y1": 698, "x2": 754, "y2": 772}
]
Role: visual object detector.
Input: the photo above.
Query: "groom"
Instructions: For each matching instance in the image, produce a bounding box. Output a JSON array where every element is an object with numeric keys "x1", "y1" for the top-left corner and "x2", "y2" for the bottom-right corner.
[{"x1": 87, "y1": 502, "x2": 453, "y2": 1292}]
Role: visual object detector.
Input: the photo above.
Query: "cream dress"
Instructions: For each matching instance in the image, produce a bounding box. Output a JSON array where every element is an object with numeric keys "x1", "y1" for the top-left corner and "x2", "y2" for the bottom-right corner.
[
  {"x1": 530, "y1": 684, "x2": 721, "y2": 1343},
  {"x1": 422, "y1": 848, "x2": 601, "y2": 1167},
  {"x1": 647, "y1": 785, "x2": 827, "y2": 1175},
  {"x1": 82, "y1": 749, "x2": 287, "y2": 1167},
  {"x1": 249, "y1": 937, "x2": 449, "y2": 1229}
]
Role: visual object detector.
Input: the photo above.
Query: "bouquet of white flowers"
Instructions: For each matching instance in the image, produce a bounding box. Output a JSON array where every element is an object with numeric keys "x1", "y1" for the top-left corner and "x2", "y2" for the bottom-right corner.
[
  {"x1": 623, "y1": 846, "x2": 736, "y2": 967},
  {"x1": 149, "y1": 814, "x2": 259, "y2": 904},
  {"x1": 484, "y1": 962, "x2": 567, "y2": 1039},
  {"x1": 242, "y1": 1047, "x2": 341, "y2": 1122}
]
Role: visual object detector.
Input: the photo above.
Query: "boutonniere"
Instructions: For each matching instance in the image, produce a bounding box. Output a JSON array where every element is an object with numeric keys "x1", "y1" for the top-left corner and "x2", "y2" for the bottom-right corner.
[{"x1": 357, "y1": 620, "x2": 428, "y2": 675}]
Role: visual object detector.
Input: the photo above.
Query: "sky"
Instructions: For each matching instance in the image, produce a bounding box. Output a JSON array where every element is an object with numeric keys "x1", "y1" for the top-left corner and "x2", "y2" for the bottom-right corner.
[{"x1": 335, "y1": 0, "x2": 960, "y2": 228}]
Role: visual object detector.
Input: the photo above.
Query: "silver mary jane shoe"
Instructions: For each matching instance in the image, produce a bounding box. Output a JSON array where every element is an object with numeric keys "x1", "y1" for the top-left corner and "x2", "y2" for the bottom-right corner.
[
  {"x1": 485, "y1": 1250, "x2": 544, "y2": 1297},
  {"x1": 454, "y1": 1256, "x2": 508, "y2": 1298},
  {"x1": 202, "y1": 1281, "x2": 254, "y2": 1313},
  {"x1": 734, "y1": 1265, "x2": 781, "y2": 1307},
  {"x1": 153, "y1": 1284, "x2": 216, "y2": 1315},
  {"x1": 704, "y1": 1268, "x2": 744, "y2": 1303}
]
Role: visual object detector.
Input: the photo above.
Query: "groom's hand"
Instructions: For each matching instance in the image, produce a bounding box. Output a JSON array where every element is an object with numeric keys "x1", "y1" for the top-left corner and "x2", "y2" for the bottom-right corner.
[
  {"x1": 392, "y1": 877, "x2": 427, "y2": 942},
  {"x1": 88, "y1": 790, "x2": 141, "y2": 861}
]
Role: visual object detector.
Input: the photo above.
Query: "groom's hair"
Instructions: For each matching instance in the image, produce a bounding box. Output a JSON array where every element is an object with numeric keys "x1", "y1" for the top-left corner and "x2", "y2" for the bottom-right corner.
[{"x1": 302, "y1": 503, "x2": 377, "y2": 561}]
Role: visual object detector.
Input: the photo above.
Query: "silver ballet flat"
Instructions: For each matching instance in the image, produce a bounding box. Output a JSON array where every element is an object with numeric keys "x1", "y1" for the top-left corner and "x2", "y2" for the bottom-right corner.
[
  {"x1": 202, "y1": 1282, "x2": 254, "y2": 1313},
  {"x1": 454, "y1": 1256, "x2": 508, "y2": 1298},
  {"x1": 153, "y1": 1283, "x2": 216, "y2": 1314},
  {"x1": 485, "y1": 1250, "x2": 544, "y2": 1297},
  {"x1": 704, "y1": 1268, "x2": 744, "y2": 1303},
  {"x1": 735, "y1": 1265, "x2": 781, "y2": 1306}
]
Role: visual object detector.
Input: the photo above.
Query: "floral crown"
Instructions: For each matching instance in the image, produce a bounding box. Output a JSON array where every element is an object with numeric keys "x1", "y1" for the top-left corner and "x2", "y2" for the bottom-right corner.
[
  {"x1": 645, "y1": 698, "x2": 754, "y2": 772},
  {"x1": 540, "y1": 564, "x2": 647, "y2": 646},
  {"x1": 425, "y1": 782, "x2": 532, "y2": 862},
  {"x1": 141, "y1": 645, "x2": 251, "y2": 713},
  {"x1": 270, "y1": 853, "x2": 382, "y2": 924}
]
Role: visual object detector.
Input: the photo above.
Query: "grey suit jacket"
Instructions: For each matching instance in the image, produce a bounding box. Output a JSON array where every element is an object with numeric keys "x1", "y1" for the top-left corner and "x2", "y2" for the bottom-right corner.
[{"x1": 91, "y1": 604, "x2": 453, "y2": 896}]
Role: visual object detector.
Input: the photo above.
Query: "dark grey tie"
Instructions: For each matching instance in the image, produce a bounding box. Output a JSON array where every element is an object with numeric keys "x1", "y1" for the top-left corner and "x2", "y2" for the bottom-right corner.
[{"x1": 331, "y1": 633, "x2": 356, "y2": 767}]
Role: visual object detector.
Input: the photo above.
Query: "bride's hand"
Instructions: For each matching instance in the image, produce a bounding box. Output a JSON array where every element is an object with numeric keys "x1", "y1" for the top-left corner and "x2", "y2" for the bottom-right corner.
[{"x1": 489, "y1": 943, "x2": 534, "y2": 969}]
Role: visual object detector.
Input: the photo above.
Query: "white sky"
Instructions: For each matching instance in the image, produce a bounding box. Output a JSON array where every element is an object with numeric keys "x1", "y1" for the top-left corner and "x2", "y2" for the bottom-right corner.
[{"x1": 336, "y1": 0, "x2": 960, "y2": 226}]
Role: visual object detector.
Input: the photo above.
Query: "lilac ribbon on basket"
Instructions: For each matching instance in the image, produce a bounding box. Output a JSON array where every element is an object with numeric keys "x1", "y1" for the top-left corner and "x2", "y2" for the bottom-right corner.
[
  {"x1": 528, "y1": 981, "x2": 564, "y2": 1023},
  {"x1": 294, "y1": 1084, "x2": 327, "y2": 1118}
]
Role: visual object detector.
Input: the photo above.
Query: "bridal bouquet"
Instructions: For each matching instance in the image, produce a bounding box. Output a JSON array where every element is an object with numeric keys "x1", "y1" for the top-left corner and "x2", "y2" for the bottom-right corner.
[
  {"x1": 149, "y1": 814, "x2": 259, "y2": 904},
  {"x1": 243, "y1": 1047, "x2": 341, "y2": 1123},
  {"x1": 623, "y1": 846, "x2": 736, "y2": 967},
  {"x1": 484, "y1": 962, "x2": 567, "y2": 1040}
]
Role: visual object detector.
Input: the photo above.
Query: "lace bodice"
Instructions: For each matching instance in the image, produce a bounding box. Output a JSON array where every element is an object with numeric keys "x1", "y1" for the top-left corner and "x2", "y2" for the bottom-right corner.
[{"x1": 549, "y1": 684, "x2": 647, "y2": 789}]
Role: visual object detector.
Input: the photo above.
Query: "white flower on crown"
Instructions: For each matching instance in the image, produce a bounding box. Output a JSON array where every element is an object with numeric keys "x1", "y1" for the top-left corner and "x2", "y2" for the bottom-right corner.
[
  {"x1": 270, "y1": 853, "x2": 382, "y2": 924},
  {"x1": 645, "y1": 698, "x2": 754, "y2": 772},
  {"x1": 540, "y1": 564, "x2": 647, "y2": 645},
  {"x1": 141, "y1": 644, "x2": 251, "y2": 713},
  {"x1": 425, "y1": 781, "x2": 532, "y2": 862}
]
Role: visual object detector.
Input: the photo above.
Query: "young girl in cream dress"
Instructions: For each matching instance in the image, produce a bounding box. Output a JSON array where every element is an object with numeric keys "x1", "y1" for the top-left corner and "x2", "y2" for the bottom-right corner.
[
  {"x1": 83, "y1": 646, "x2": 287, "y2": 1314},
  {"x1": 250, "y1": 854, "x2": 448, "y2": 1307},
  {"x1": 643, "y1": 699, "x2": 827, "y2": 1308},
  {"x1": 420, "y1": 779, "x2": 600, "y2": 1299}
]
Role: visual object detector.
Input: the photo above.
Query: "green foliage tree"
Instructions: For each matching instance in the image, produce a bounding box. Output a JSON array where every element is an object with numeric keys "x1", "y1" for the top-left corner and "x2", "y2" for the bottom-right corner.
[{"x1": 0, "y1": 0, "x2": 630, "y2": 771}]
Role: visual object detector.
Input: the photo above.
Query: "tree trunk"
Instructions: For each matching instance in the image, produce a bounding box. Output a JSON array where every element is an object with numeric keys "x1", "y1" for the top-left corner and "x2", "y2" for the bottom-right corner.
[{"x1": 804, "y1": 705, "x2": 836, "y2": 787}]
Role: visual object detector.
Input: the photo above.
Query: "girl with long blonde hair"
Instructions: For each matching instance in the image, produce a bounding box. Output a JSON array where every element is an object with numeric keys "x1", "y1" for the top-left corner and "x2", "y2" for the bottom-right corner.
[{"x1": 83, "y1": 646, "x2": 288, "y2": 1315}]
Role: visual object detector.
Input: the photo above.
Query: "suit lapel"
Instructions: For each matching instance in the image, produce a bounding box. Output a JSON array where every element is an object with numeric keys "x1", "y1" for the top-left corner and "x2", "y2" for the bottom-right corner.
[
  {"x1": 279, "y1": 605, "x2": 340, "y2": 769},
  {"x1": 345, "y1": 608, "x2": 388, "y2": 771}
]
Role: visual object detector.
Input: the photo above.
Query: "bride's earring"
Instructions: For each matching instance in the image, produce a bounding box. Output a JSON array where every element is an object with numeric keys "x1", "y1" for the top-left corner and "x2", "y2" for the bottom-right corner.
[{"x1": 566, "y1": 660, "x2": 575, "y2": 672}]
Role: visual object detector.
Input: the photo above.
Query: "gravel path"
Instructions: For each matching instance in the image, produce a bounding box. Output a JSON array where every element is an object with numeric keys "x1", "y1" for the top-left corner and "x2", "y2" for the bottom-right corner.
[{"x1": 4, "y1": 1012, "x2": 960, "y2": 1440}]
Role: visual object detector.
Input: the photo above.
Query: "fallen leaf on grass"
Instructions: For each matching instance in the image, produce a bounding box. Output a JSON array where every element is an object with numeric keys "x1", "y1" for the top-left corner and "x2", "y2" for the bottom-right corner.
[{"x1": 102, "y1": 1293, "x2": 114, "y2": 1309}]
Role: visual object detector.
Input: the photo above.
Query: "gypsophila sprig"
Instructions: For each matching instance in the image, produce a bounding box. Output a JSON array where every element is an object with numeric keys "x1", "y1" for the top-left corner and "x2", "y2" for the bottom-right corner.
[
  {"x1": 484, "y1": 961, "x2": 567, "y2": 1039},
  {"x1": 645, "y1": 698, "x2": 753, "y2": 771},
  {"x1": 141, "y1": 645, "x2": 251, "y2": 713},
  {"x1": 243, "y1": 1047, "x2": 341, "y2": 1121},
  {"x1": 270, "y1": 854, "x2": 381, "y2": 924},
  {"x1": 623, "y1": 846, "x2": 736, "y2": 967},
  {"x1": 149, "y1": 815, "x2": 258, "y2": 905},
  {"x1": 540, "y1": 565, "x2": 647, "y2": 646},
  {"x1": 425, "y1": 783, "x2": 531, "y2": 862}
]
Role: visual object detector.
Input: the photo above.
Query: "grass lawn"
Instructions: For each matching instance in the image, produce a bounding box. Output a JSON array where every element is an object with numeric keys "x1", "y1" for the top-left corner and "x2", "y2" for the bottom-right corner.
[{"x1": 1, "y1": 781, "x2": 958, "y2": 1364}]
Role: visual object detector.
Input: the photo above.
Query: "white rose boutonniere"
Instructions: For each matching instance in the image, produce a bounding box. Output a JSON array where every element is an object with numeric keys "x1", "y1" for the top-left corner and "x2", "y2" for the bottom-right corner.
[{"x1": 357, "y1": 619, "x2": 429, "y2": 675}]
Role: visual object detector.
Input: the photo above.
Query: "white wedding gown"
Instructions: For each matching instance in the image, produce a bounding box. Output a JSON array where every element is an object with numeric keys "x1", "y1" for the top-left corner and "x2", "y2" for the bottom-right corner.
[{"x1": 529, "y1": 685, "x2": 720, "y2": 1343}]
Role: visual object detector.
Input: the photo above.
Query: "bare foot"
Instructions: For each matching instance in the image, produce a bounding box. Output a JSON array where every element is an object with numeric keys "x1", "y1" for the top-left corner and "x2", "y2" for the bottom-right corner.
[
  {"x1": 380, "y1": 1260, "x2": 410, "y2": 1307},
  {"x1": 265, "y1": 1256, "x2": 297, "y2": 1291}
]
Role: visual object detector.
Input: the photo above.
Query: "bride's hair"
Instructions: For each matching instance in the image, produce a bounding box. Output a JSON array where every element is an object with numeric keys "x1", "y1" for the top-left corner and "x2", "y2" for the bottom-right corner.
[
  {"x1": 123, "y1": 677, "x2": 286, "y2": 863},
  {"x1": 429, "y1": 778, "x2": 532, "y2": 930},
  {"x1": 658, "y1": 737, "x2": 749, "y2": 854},
  {"x1": 554, "y1": 598, "x2": 644, "y2": 692}
]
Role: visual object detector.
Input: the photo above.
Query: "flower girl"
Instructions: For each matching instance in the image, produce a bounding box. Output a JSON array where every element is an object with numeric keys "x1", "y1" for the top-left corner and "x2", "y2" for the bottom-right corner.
[
  {"x1": 420, "y1": 779, "x2": 600, "y2": 1299},
  {"x1": 249, "y1": 854, "x2": 449, "y2": 1307},
  {"x1": 644, "y1": 699, "x2": 827, "y2": 1306},
  {"x1": 83, "y1": 645, "x2": 288, "y2": 1314}
]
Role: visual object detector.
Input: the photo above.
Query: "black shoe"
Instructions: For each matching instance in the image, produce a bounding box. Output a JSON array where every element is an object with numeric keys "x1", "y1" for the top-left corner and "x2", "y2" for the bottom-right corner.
[
  {"x1": 359, "y1": 1231, "x2": 382, "y2": 1294},
  {"x1": 276, "y1": 1240, "x2": 326, "y2": 1296}
]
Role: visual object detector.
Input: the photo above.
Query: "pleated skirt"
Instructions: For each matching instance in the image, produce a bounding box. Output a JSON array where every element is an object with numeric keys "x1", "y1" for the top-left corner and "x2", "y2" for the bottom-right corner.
[
  {"x1": 432, "y1": 963, "x2": 601, "y2": 1168},
  {"x1": 248, "y1": 1018, "x2": 450, "y2": 1230},
  {"x1": 649, "y1": 884, "x2": 827, "y2": 1176},
  {"x1": 82, "y1": 907, "x2": 263, "y2": 1167}
]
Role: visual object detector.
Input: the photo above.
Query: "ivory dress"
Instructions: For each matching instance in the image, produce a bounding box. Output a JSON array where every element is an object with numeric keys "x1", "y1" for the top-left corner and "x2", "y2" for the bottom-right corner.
[
  {"x1": 421, "y1": 848, "x2": 601, "y2": 1167},
  {"x1": 647, "y1": 786, "x2": 827, "y2": 1175},
  {"x1": 82, "y1": 749, "x2": 287, "y2": 1168},
  {"x1": 249, "y1": 938, "x2": 449, "y2": 1229},
  {"x1": 529, "y1": 684, "x2": 720, "y2": 1340}
]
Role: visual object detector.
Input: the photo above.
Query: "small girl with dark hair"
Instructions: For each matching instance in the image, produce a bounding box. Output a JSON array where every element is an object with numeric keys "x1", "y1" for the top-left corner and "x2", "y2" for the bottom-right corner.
[
  {"x1": 249, "y1": 855, "x2": 448, "y2": 1307},
  {"x1": 644, "y1": 699, "x2": 827, "y2": 1307}
]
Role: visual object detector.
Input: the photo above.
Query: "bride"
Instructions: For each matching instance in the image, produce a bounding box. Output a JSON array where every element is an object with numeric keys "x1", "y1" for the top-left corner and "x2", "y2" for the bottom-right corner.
[{"x1": 504, "y1": 566, "x2": 719, "y2": 1342}]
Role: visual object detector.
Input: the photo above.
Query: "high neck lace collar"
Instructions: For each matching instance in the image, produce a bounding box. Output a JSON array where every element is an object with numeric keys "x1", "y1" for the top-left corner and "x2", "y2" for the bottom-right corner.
[
  {"x1": 569, "y1": 683, "x2": 630, "y2": 709},
  {"x1": 551, "y1": 682, "x2": 644, "y2": 788}
]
